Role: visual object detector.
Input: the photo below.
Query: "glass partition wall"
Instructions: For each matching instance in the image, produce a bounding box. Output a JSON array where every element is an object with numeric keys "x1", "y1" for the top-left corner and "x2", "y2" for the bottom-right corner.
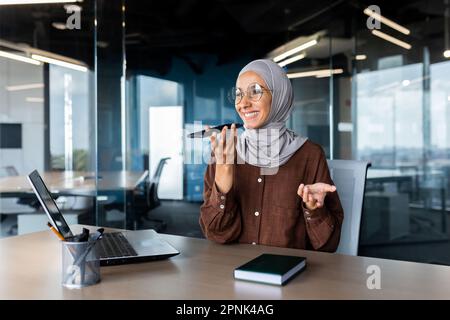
[
  {"x1": 353, "y1": 1, "x2": 450, "y2": 265},
  {"x1": 1, "y1": 0, "x2": 450, "y2": 266},
  {"x1": 0, "y1": 0, "x2": 98, "y2": 236},
  {"x1": 0, "y1": 0, "x2": 130, "y2": 236}
]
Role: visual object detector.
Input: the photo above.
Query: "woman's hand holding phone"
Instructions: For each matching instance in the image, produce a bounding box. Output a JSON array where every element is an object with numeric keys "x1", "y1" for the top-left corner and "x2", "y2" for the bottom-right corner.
[{"x1": 208, "y1": 123, "x2": 237, "y2": 194}]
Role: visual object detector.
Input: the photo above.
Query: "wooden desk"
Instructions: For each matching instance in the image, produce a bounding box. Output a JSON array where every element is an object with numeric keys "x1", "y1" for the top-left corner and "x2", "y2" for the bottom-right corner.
[{"x1": 1, "y1": 225, "x2": 450, "y2": 299}]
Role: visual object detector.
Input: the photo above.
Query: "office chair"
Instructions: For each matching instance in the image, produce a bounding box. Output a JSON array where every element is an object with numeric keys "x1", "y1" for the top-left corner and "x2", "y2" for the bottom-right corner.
[
  {"x1": 134, "y1": 157, "x2": 171, "y2": 232},
  {"x1": 327, "y1": 159, "x2": 371, "y2": 256},
  {"x1": 0, "y1": 166, "x2": 38, "y2": 235},
  {"x1": 0, "y1": 166, "x2": 41, "y2": 209},
  {"x1": 416, "y1": 172, "x2": 447, "y2": 234},
  {"x1": 0, "y1": 166, "x2": 18, "y2": 177}
]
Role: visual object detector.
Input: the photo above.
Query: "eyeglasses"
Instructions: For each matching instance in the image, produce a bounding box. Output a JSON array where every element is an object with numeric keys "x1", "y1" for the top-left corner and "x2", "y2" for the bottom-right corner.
[{"x1": 227, "y1": 82, "x2": 272, "y2": 104}]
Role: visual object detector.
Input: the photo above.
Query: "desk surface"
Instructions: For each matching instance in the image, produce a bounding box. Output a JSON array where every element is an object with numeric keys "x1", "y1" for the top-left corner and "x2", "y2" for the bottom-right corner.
[
  {"x1": 1, "y1": 225, "x2": 450, "y2": 299},
  {"x1": 0, "y1": 171, "x2": 148, "y2": 194}
]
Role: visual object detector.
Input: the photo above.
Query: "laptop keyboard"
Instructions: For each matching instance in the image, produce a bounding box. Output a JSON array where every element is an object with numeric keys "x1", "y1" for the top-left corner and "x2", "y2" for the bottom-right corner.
[{"x1": 96, "y1": 232, "x2": 138, "y2": 259}]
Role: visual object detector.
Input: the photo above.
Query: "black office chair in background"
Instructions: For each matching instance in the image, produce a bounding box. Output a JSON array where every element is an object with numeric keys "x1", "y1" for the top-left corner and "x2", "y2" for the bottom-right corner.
[
  {"x1": 0, "y1": 166, "x2": 39, "y2": 234},
  {"x1": 133, "y1": 157, "x2": 171, "y2": 232}
]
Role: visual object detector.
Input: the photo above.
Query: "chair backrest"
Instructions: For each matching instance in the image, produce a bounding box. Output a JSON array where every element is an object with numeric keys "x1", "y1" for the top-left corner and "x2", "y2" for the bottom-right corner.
[
  {"x1": 0, "y1": 166, "x2": 18, "y2": 178},
  {"x1": 147, "y1": 157, "x2": 171, "y2": 209},
  {"x1": 327, "y1": 159, "x2": 371, "y2": 256}
]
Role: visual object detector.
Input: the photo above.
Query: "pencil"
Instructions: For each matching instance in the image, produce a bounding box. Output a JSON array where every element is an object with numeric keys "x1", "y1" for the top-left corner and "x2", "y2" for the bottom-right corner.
[{"x1": 47, "y1": 222, "x2": 65, "y2": 241}]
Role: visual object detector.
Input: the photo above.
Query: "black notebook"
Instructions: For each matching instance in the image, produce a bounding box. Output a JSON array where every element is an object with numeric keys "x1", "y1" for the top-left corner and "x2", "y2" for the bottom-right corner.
[{"x1": 234, "y1": 254, "x2": 306, "y2": 286}]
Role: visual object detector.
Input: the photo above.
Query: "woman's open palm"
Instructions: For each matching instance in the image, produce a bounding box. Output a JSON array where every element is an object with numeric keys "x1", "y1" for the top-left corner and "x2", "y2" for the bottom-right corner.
[{"x1": 297, "y1": 182, "x2": 336, "y2": 210}]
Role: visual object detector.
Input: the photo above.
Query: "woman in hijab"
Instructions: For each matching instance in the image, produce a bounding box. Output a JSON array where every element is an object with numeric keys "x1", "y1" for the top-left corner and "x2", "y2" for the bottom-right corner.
[{"x1": 199, "y1": 59, "x2": 344, "y2": 251}]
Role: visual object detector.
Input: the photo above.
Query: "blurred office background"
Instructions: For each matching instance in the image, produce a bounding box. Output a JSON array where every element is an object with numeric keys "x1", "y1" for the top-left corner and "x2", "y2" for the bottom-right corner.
[{"x1": 1, "y1": 0, "x2": 450, "y2": 265}]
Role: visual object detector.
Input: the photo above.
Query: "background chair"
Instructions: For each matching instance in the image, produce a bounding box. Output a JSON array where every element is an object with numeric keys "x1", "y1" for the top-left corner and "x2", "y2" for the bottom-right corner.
[
  {"x1": 134, "y1": 157, "x2": 171, "y2": 231},
  {"x1": 416, "y1": 170, "x2": 447, "y2": 234},
  {"x1": 0, "y1": 166, "x2": 18, "y2": 177},
  {"x1": 327, "y1": 159, "x2": 371, "y2": 256},
  {"x1": 0, "y1": 166, "x2": 38, "y2": 235}
]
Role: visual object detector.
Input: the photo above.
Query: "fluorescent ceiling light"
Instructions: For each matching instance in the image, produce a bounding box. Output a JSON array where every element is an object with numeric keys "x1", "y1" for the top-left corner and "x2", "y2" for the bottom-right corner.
[
  {"x1": 364, "y1": 8, "x2": 410, "y2": 35},
  {"x1": 287, "y1": 69, "x2": 343, "y2": 79},
  {"x1": 26, "y1": 97, "x2": 44, "y2": 103},
  {"x1": 371, "y1": 30, "x2": 412, "y2": 50},
  {"x1": 278, "y1": 53, "x2": 306, "y2": 67},
  {"x1": 444, "y1": 50, "x2": 450, "y2": 58},
  {"x1": 52, "y1": 22, "x2": 67, "y2": 30},
  {"x1": 338, "y1": 122, "x2": 353, "y2": 132},
  {"x1": 63, "y1": 3, "x2": 81, "y2": 10},
  {"x1": 355, "y1": 54, "x2": 367, "y2": 60},
  {"x1": 0, "y1": 0, "x2": 80, "y2": 4},
  {"x1": 273, "y1": 39, "x2": 317, "y2": 63},
  {"x1": 31, "y1": 54, "x2": 88, "y2": 72},
  {"x1": 5, "y1": 83, "x2": 44, "y2": 91},
  {"x1": 0, "y1": 50, "x2": 41, "y2": 65},
  {"x1": 315, "y1": 70, "x2": 344, "y2": 78}
]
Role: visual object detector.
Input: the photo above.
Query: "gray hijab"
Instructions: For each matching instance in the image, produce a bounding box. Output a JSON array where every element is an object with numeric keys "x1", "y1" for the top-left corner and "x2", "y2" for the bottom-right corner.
[{"x1": 236, "y1": 59, "x2": 307, "y2": 169}]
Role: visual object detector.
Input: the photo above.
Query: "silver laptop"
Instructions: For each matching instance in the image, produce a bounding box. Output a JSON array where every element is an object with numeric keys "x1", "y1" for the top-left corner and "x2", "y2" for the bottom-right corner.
[{"x1": 27, "y1": 170, "x2": 179, "y2": 266}]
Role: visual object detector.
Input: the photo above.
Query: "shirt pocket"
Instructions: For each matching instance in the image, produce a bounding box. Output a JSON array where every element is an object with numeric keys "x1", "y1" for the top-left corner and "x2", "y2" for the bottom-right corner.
[
  {"x1": 262, "y1": 203, "x2": 300, "y2": 247},
  {"x1": 272, "y1": 192, "x2": 302, "y2": 212},
  {"x1": 271, "y1": 179, "x2": 303, "y2": 210}
]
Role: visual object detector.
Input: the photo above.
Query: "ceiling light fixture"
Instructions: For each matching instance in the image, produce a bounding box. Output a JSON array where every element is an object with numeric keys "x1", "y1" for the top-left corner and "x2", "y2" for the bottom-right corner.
[
  {"x1": 287, "y1": 69, "x2": 343, "y2": 79},
  {"x1": 371, "y1": 30, "x2": 412, "y2": 50},
  {"x1": 0, "y1": 50, "x2": 41, "y2": 65},
  {"x1": 51, "y1": 22, "x2": 67, "y2": 30},
  {"x1": 273, "y1": 39, "x2": 318, "y2": 63},
  {"x1": 277, "y1": 53, "x2": 306, "y2": 67},
  {"x1": 63, "y1": 3, "x2": 81, "y2": 10},
  {"x1": 31, "y1": 54, "x2": 88, "y2": 72},
  {"x1": 363, "y1": 7, "x2": 410, "y2": 35},
  {"x1": 25, "y1": 97, "x2": 44, "y2": 103},
  {"x1": 5, "y1": 83, "x2": 44, "y2": 91},
  {"x1": 355, "y1": 54, "x2": 367, "y2": 60}
]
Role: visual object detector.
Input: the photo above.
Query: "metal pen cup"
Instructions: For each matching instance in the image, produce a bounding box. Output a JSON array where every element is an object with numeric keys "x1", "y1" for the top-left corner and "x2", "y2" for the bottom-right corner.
[{"x1": 61, "y1": 239, "x2": 101, "y2": 289}]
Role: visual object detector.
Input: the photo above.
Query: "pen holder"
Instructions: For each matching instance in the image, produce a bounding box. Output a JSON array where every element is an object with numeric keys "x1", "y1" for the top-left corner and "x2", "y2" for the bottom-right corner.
[{"x1": 62, "y1": 240, "x2": 101, "y2": 289}]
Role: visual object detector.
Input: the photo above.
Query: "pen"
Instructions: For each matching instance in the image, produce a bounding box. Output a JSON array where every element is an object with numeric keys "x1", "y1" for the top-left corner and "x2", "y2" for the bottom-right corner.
[{"x1": 47, "y1": 222, "x2": 65, "y2": 241}]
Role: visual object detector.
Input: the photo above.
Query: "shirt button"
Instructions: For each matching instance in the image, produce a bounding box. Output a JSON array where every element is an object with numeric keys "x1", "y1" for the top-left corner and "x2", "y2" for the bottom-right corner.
[
  {"x1": 254, "y1": 211, "x2": 260, "y2": 216},
  {"x1": 220, "y1": 204, "x2": 225, "y2": 209},
  {"x1": 220, "y1": 195, "x2": 225, "y2": 200},
  {"x1": 252, "y1": 242, "x2": 256, "y2": 245},
  {"x1": 257, "y1": 178, "x2": 262, "y2": 183}
]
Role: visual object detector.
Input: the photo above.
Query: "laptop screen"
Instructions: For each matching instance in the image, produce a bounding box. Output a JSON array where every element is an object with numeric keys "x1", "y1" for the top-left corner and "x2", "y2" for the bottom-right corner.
[{"x1": 27, "y1": 170, "x2": 73, "y2": 238}]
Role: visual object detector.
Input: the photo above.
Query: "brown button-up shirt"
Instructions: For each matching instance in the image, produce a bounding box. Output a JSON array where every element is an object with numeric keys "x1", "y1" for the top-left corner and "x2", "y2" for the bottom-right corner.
[{"x1": 199, "y1": 140, "x2": 344, "y2": 252}]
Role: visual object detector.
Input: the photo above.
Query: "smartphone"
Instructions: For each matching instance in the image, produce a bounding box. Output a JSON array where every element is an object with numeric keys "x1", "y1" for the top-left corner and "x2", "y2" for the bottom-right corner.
[{"x1": 187, "y1": 123, "x2": 243, "y2": 139}]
